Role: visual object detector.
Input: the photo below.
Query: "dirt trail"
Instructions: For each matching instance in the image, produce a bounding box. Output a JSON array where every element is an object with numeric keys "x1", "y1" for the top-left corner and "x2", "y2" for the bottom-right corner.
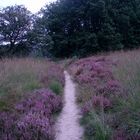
[{"x1": 55, "y1": 71, "x2": 83, "y2": 140}]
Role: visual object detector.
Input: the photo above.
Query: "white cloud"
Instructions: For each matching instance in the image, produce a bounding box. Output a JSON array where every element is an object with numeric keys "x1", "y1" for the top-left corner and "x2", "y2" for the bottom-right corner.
[{"x1": 0, "y1": 0, "x2": 56, "y2": 13}]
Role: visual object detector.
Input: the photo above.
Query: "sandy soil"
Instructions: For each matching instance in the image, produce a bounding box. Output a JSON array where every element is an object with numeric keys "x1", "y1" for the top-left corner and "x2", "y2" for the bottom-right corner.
[{"x1": 55, "y1": 71, "x2": 83, "y2": 140}]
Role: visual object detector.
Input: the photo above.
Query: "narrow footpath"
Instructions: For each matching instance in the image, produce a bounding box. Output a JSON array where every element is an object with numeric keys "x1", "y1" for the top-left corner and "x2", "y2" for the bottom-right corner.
[{"x1": 55, "y1": 71, "x2": 83, "y2": 140}]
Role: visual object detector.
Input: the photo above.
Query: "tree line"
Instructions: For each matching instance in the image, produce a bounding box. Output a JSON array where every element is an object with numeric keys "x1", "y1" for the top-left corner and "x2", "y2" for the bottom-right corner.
[{"x1": 0, "y1": 0, "x2": 140, "y2": 58}]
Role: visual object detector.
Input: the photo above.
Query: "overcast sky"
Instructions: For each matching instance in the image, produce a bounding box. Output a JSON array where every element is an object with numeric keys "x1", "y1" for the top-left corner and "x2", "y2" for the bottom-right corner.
[{"x1": 0, "y1": 0, "x2": 56, "y2": 13}]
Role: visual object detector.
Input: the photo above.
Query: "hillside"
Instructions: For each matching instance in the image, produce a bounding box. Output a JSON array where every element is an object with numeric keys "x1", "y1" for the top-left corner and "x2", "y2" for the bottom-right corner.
[
  {"x1": 0, "y1": 58, "x2": 64, "y2": 139},
  {"x1": 0, "y1": 50, "x2": 140, "y2": 139},
  {"x1": 0, "y1": 0, "x2": 140, "y2": 139},
  {"x1": 68, "y1": 49, "x2": 140, "y2": 140}
]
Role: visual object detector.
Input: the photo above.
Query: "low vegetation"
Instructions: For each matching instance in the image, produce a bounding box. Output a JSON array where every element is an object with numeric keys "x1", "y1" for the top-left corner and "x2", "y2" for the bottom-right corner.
[
  {"x1": 0, "y1": 0, "x2": 140, "y2": 139},
  {"x1": 68, "y1": 49, "x2": 140, "y2": 140},
  {"x1": 0, "y1": 58, "x2": 64, "y2": 139}
]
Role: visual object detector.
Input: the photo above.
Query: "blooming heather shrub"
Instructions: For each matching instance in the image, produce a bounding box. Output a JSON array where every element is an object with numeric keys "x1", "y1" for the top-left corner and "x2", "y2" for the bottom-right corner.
[
  {"x1": 69, "y1": 57, "x2": 118, "y2": 90},
  {"x1": 81, "y1": 101, "x2": 93, "y2": 114},
  {"x1": 95, "y1": 80, "x2": 122, "y2": 97},
  {"x1": 0, "y1": 58, "x2": 64, "y2": 113},
  {"x1": 69, "y1": 56, "x2": 122, "y2": 103},
  {"x1": 92, "y1": 96, "x2": 112, "y2": 109},
  {"x1": 0, "y1": 89, "x2": 63, "y2": 140},
  {"x1": 106, "y1": 80, "x2": 121, "y2": 93},
  {"x1": 112, "y1": 130, "x2": 140, "y2": 140},
  {"x1": 41, "y1": 61, "x2": 65, "y2": 88},
  {"x1": 69, "y1": 51, "x2": 140, "y2": 139},
  {"x1": 112, "y1": 129, "x2": 127, "y2": 140},
  {"x1": 68, "y1": 56, "x2": 127, "y2": 139},
  {"x1": 17, "y1": 112, "x2": 54, "y2": 140},
  {"x1": 0, "y1": 112, "x2": 17, "y2": 140},
  {"x1": 82, "y1": 96, "x2": 112, "y2": 114}
]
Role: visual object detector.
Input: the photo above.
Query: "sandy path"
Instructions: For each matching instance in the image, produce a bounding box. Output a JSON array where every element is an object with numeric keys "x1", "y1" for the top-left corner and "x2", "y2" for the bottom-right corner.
[{"x1": 55, "y1": 71, "x2": 83, "y2": 140}]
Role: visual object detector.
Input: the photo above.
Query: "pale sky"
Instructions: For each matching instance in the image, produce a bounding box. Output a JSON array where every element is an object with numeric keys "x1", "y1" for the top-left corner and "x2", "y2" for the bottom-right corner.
[{"x1": 0, "y1": 0, "x2": 56, "y2": 13}]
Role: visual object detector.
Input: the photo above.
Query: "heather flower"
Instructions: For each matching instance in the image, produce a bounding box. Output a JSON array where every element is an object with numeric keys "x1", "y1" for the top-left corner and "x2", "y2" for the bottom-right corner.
[
  {"x1": 0, "y1": 88, "x2": 63, "y2": 140},
  {"x1": 17, "y1": 111, "x2": 54, "y2": 140},
  {"x1": 92, "y1": 95, "x2": 112, "y2": 109},
  {"x1": 69, "y1": 56, "x2": 114, "y2": 86},
  {"x1": 106, "y1": 80, "x2": 121, "y2": 93},
  {"x1": 68, "y1": 55, "x2": 139, "y2": 140},
  {"x1": 41, "y1": 62, "x2": 65, "y2": 87},
  {"x1": 112, "y1": 129, "x2": 127, "y2": 140},
  {"x1": 81, "y1": 96, "x2": 112, "y2": 115},
  {"x1": 95, "y1": 85, "x2": 107, "y2": 94},
  {"x1": 81, "y1": 101, "x2": 93, "y2": 114}
]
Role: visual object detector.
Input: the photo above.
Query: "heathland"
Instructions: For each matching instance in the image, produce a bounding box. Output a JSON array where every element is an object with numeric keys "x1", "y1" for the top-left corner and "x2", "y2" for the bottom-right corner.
[{"x1": 0, "y1": 0, "x2": 140, "y2": 139}]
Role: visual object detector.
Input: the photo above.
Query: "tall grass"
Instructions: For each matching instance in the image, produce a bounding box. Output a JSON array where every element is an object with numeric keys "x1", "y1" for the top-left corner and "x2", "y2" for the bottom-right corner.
[
  {"x1": 0, "y1": 58, "x2": 49, "y2": 110},
  {"x1": 109, "y1": 50, "x2": 140, "y2": 138},
  {"x1": 0, "y1": 58, "x2": 65, "y2": 111},
  {"x1": 69, "y1": 49, "x2": 140, "y2": 139},
  {"x1": 108, "y1": 50, "x2": 140, "y2": 111},
  {"x1": 109, "y1": 50, "x2": 140, "y2": 96},
  {"x1": 0, "y1": 58, "x2": 48, "y2": 96},
  {"x1": 0, "y1": 58, "x2": 64, "y2": 139}
]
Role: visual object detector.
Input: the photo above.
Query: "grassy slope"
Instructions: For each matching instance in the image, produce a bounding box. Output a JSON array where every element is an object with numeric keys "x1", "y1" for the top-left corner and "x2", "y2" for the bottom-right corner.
[
  {"x1": 0, "y1": 58, "x2": 65, "y2": 139},
  {"x1": 109, "y1": 50, "x2": 140, "y2": 98},
  {"x1": 108, "y1": 50, "x2": 140, "y2": 115},
  {"x1": 108, "y1": 50, "x2": 140, "y2": 138},
  {"x1": 0, "y1": 58, "x2": 64, "y2": 110},
  {"x1": 0, "y1": 58, "x2": 45, "y2": 96},
  {"x1": 68, "y1": 49, "x2": 140, "y2": 140}
]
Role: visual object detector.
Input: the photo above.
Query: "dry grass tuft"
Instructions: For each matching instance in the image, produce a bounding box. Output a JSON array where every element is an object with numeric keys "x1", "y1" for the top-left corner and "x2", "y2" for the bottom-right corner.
[
  {"x1": 0, "y1": 58, "x2": 48, "y2": 97},
  {"x1": 0, "y1": 58, "x2": 64, "y2": 110},
  {"x1": 69, "y1": 49, "x2": 140, "y2": 139}
]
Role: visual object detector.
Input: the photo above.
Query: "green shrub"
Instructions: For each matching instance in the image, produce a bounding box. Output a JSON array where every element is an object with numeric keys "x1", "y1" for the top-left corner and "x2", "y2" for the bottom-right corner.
[
  {"x1": 49, "y1": 80, "x2": 63, "y2": 95},
  {"x1": 0, "y1": 101, "x2": 7, "y2": 110},
  {"x1": 82, "y1": 112, "x2": 111, "y2": 140}
]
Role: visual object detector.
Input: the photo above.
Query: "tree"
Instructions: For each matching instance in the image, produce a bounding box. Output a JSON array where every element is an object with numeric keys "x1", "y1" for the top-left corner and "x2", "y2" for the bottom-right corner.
[
  {"x1": 98, "y1": 23, "x2": 123, "y2": 51},
  {"x1": 0, "y1": 5, "x2": 32, "y2": 55},
  {"x1": 32, "y1": 0, "x2": 140, "y2": 58},
  {"x1": 27, "y1": 15, "x2": 54, "y2": 57}
]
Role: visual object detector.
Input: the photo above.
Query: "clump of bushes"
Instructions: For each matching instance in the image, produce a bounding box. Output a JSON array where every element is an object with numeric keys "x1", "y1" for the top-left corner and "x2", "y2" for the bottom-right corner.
[
  {"x1": 0, "y1": 58, "x2": 65, "y2": 140},
  {"x1": 49, "y1": 80, "x2": 63, "y2": 95},
  {"x1": 69, "y1": 55, "x2": 140, "y2": 140},
  {"x1": 40, "y1": 61, "x2": 65, "y2": 88},
  {"x1": 69, "y1": 56, "x2": 122, "y2": 105},
  {"x1": 82, "y1": 96, "x2": 112, "y2": 115},
  {"x1": 0, "y1": 89, "x2": 63, "y2": 140},
  {"x1": 81, "y1": 112, "x2": 111, "y2": 140}
]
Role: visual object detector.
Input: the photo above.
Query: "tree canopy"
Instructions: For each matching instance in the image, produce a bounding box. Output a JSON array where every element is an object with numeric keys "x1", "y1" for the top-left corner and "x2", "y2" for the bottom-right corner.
[
  {"x1": 35, "y1": 0, "x2": 140, "y2": 58},
  {"x1": 0, "y1": 5, "x2": 32, "y2": 56},
  {"x1": 0, "y1": 0, "x2": 140, "y2": 58}
]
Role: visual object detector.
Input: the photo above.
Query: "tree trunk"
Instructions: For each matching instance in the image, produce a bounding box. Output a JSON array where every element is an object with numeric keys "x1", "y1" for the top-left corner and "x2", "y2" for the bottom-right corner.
[{"x1": 8, "y1": 41, "x2": 15, "y2": 55}]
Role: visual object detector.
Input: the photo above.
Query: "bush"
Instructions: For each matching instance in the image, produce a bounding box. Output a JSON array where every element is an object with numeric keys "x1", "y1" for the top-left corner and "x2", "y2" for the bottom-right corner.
[
  {"x1": 0, "y1": 89, "x2": 63, "y2": 140},
  {"x1": 49, "y1": 80, "x2": 63, "y2": 95},
  {"x1": 82, "y1": 112, "x2": 111, "y2": 140},
  {"x1": 69, "y1": 53, "x2": 140, "y2": 139}
]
